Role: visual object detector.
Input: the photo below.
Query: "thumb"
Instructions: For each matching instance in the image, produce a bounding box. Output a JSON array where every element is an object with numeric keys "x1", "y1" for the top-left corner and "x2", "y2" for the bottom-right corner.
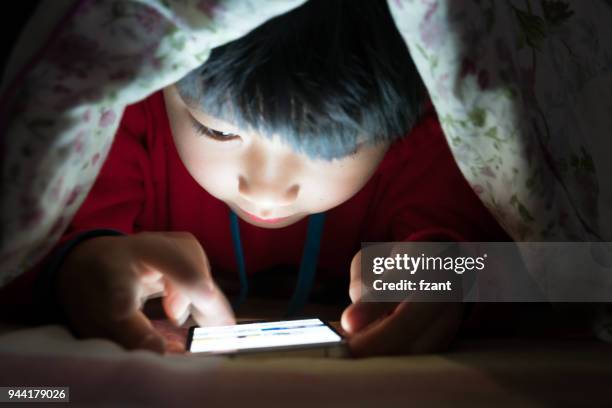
[
  {"x1": 349, "y1": 249, "x2": 363, "y2": 303},
  {"x1": 341, "y1": 301, "x2": 396, "y2": 334},
  {"x1": 188, "y1": 281, "x2": 235, "y2": 326}
]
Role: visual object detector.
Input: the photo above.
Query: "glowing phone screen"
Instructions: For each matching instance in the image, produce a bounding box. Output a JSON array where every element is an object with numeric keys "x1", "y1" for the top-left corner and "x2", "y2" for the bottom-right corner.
[{"x1": 189, "y1": 318, "x2": 342, "y2": 353}]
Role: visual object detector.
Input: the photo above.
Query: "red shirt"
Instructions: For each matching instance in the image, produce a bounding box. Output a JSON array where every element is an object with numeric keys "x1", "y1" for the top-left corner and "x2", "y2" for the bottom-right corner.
[
  {"x1": 1, "y1": 91, "x2": 510, "y2": 312},
  {"x1": 70, "y1": 91, "x2": 508, "y2": 278}
]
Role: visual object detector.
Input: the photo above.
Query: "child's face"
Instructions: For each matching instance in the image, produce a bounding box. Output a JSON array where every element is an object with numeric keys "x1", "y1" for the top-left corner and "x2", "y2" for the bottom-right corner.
[{"x1": 163, "y1": 86, "x2": 389, "y2": 229}]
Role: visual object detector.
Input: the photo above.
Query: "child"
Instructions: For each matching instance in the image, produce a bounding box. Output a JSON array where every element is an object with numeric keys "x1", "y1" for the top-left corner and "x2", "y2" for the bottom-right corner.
[{"x1": 16, "y1": 0, "x2": 509, "y2": 355}]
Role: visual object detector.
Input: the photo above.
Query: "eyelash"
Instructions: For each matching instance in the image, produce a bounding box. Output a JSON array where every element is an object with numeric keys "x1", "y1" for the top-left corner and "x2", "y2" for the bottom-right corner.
[
  {"x1": 190, "y1": 117, "x2": 240, "y2": 141},
  {"x1": 188, "y1": 115, "x2": 363, "y2": 156}
]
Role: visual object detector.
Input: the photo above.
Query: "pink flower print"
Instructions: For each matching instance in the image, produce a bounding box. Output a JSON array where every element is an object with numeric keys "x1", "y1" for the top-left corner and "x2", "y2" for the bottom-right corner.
[
  {"x1": 419, "y1": 19, "x2": 445, "y2": 49},
  {"x1": 135, "y1": 7, "x2": 164, "y2": 33},
  {"x1": 91, "y1": 153, "x2": 100, "y2": 166},
  {"x1": 472, "y1": 184, "x2": 485, "y2": 195},
  {"x1": 99, "y1": 110, "x2": 116, "y2": 127},
  {"x1": 423, "y1": 0, "x2": 439, "y2": 22},
  {"x1": 197, "y1": 0, "x2": 225, "y2": 18},
  {"x1": 74, "y1": 131, "x2": 86, "y2": 154},
  {"x1": 49, "y1": 177, "x2": 64, "y2": 202},
  {"x1": 480, "y1": 166, "x2": 496, "y2": 178},
  {"x1": 65, "y1": 186, "x2": 82, "y2": 206},
  {"x1": 417, "y1": 1, "x2": 444, "y2": 48}
]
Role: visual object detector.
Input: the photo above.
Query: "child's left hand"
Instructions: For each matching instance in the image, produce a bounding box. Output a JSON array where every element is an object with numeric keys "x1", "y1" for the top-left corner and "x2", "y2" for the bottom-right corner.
[{"x1": 341, "y1": 250, "x2": 465, "y2": 356}]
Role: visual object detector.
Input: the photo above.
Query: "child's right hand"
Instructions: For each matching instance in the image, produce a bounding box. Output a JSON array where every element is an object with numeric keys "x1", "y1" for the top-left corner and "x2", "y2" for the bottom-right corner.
[
  {"x1": 56, "y1": 232, "x2": 234, "y2": 353},
  {"x1": 341, "y1": 249, "x2": 464, "y2": 356}
]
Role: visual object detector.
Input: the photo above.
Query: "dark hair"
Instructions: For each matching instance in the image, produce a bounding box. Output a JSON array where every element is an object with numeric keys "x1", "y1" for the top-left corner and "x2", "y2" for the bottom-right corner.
[{"x1": 176, "y1": 0, "x2": 425, "y2": 160}]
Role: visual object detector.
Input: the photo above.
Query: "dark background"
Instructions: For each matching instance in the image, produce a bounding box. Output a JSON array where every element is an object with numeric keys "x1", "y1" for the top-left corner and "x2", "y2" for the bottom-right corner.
[{"x1": 1, "y1": 1, "x2": 42, "y2": 84}]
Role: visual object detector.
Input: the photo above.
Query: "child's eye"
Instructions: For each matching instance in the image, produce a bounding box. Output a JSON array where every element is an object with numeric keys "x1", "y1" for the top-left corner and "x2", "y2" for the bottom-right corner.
[{"x1": 190, "y1": 116, "x2": 240, "y2": 141}]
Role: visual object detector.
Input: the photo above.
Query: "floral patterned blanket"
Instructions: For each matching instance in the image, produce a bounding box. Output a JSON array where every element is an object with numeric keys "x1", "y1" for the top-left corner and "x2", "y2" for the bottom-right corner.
[{"x1": 2, "y1": 1, "x2": 611, "y2": 290}]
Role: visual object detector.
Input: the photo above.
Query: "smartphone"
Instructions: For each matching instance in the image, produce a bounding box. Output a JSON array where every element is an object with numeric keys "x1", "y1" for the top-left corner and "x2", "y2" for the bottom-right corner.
[{"x1": 186, "y1": 318, "x2": 347, "y2": 358}]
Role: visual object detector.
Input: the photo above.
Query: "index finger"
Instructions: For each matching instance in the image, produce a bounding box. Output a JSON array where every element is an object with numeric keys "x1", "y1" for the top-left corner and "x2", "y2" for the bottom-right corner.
[
  {"x1": 129, "y1": 232, "x2": 212, "y2": 286},
  {"x1": 189, "y1": 283, "x2": 235, "y2": 326},
  {"x1": 128, "y1": 232, "x2": 235, "y2": 325}
]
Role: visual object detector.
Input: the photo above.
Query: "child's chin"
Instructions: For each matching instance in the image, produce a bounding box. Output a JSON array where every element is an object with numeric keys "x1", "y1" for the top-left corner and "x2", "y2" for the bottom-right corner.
[
  {"x1": 230, "y1": 206, "x2": 306, "y2": 229},
  {"x1": 237, "y1": 212, "x2": 306, "y2": 229}
]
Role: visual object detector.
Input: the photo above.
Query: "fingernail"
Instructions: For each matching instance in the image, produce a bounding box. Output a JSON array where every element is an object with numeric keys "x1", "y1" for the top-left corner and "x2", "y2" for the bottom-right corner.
[
  {"x1": 139, "y1": 334, "x2": 166, "y2": 354},
  {"x1": 166, "y1": 340, "x2": 186, "y2": 354},
  {"x1": 340, "y1": 313, "x2": 353, "y2": 333},
  {"x1": 174, "y1": 307, "x2": 190, "y2": 327}
]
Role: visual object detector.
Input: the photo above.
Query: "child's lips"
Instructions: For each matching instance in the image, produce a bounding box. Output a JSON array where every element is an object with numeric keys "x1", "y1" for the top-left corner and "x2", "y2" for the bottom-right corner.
[{"x1": 242, "y1": 210, "x2": 290, "y2": 224}]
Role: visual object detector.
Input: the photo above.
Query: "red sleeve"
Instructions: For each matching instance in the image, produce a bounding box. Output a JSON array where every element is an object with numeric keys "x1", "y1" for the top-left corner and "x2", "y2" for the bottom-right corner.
[
  {"x1": 372, "y1": 110, "x2": 510, "y2": 243},
  {"x1": 0, "y1": 100, "x2": 151, "y2": 322}
]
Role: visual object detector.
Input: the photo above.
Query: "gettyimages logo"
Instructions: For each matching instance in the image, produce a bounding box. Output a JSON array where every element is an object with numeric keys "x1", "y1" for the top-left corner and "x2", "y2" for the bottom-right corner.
[
  {"x1": 361, "y1": 242, "x2": 612, "y2": 303},
  {"x1": 372, "y1": 253, "x2": 488, "y2": 275}
]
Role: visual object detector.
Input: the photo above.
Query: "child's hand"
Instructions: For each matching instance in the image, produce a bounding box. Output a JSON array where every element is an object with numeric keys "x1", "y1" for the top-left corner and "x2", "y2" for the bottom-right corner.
[
  {"x1": 56, "y1": 232, "x2": 234, "y2": 353},
  {"x1": 341, "y1": 250, "x2": 464, "y2": 356}
]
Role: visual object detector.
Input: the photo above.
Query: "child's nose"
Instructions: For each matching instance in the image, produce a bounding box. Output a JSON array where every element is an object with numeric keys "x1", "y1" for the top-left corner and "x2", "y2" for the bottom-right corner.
[{"x1": 238, "y1": 175, "x2": 299, "y2": 208}]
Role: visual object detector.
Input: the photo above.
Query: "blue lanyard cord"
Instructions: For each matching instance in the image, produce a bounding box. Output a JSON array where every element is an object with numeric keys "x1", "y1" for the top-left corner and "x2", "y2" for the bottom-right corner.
[
  {"x1": 228, "y1": 210, "x2": 326, "y2": 316},
  {"x1": 285, "y1": 212, "x2": 326, "y2": 317},
  {"x1": 229, "y1": 210, "x2": 248, "y2": 309}
]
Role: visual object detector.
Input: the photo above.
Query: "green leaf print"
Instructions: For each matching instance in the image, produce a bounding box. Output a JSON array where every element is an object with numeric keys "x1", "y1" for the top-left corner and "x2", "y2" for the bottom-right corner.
[
  {"x1": 542, "y1": 1, "x2": 574, "y2": 26},
  {"x1": 570, "y1": 147, "x2": 595, "y2": 174},
  {"x1": 469, "y1": 107, "x2": 487, "y2": 127},
  {"x1": 512, "y1": 5, "x2": 547, "y2": 50},
  {"x1": 511, "y1": 194, "x2": 535, "y2": 223}
]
